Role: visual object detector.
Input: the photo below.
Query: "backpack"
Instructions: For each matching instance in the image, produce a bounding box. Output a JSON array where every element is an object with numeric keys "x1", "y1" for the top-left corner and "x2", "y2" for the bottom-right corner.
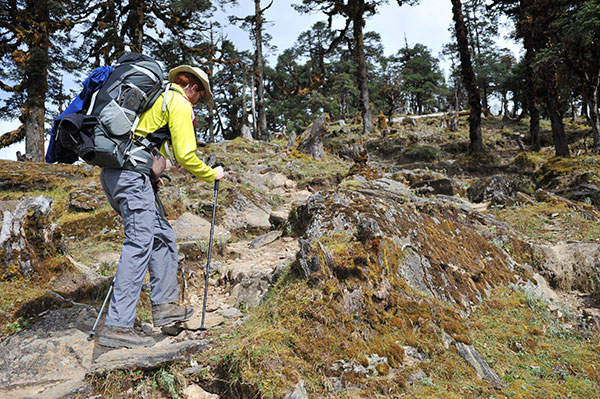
[
  {"x1": 45, "y1": 65, "x2": 113, "y2": 164},
  {"x1": 53, "y1": 53, "x2": 169, "y2": 174}
]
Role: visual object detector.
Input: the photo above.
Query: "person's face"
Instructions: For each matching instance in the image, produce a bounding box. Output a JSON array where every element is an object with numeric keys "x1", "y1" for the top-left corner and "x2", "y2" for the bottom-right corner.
[{"x1": 187, "y1": 83, "x2": 205, "y2": 105}]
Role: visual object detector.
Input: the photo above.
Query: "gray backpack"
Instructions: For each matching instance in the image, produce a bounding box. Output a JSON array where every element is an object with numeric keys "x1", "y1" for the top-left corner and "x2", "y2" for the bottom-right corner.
[{"x1": 64, "y1": 53, "x2": 170, "y2": 174}]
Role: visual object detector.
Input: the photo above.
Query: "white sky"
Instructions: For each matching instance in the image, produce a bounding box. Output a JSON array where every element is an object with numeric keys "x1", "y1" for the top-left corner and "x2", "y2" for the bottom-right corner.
[
  {"x1": 218, "y1": 0, "x2": 456, "y2": 65},
  {"x1": 0, "y1": 0, "x2": 521, "y2": 160}
]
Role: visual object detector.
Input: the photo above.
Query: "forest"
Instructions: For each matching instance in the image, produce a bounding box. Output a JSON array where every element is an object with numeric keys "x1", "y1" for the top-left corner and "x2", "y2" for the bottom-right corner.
[{"x1": 0, "y1": 0, "x2": 599, "y2": 162}]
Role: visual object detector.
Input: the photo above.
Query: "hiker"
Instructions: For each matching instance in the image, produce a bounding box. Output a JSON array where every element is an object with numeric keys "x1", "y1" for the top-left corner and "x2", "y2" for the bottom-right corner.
[{"x1": 97, "y1": 65, "x2": 225, "y2": 348}]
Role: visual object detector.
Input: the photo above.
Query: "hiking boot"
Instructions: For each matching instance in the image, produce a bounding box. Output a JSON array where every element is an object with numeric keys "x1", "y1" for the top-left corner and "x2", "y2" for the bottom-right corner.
[
  {"x1": 97, "y1": 325, "x2": 155, "y2": 348},
  {"x1": 152, "y1": 303, "x2": 195, "y2": 327}
]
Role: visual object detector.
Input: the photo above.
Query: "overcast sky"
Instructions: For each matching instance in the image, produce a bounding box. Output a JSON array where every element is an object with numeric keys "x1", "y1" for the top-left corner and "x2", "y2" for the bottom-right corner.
[{"x1": 0, "y1": 0, "x2": 520, "y2": 160}]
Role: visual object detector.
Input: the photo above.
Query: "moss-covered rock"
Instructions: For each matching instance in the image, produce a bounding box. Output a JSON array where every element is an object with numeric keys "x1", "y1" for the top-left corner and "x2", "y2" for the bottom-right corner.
[
  {"x1": 535, "y1": 155, "x2": 600, "y2": 191},
  {"x1": 223, "y1": 176, "x2": 533, "y2": 397}
]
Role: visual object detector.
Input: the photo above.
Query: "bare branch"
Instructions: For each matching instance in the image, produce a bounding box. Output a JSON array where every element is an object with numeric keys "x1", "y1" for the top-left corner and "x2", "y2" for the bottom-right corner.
[
  {"x1": 261, "y1": 0, "x2": 274, "y2": 13},
  {"x1": 0, "y1": 124, "x2": 25, "y2": 149}
]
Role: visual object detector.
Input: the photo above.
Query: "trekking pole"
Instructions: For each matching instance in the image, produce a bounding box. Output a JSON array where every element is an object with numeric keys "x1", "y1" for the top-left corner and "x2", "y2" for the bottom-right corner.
[
  {"x1": 200, "y1": 163, "x2": 223, "y2": 338},
  {"x1": 88, "y1": 278, "x2": 114, "y2": 341}
]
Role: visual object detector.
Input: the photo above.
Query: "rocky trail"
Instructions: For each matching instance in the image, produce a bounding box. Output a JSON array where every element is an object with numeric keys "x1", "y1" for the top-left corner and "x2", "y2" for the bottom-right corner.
[
  {"x1": 0, "y1": 167, "x2": 305, "y2": 399},
  {"x1": 0, "y1": 226, "x2": 299, "y2": 399}
]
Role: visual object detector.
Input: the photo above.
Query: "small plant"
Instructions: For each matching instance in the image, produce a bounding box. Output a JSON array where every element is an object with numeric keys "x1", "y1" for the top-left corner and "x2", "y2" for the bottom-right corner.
[
  {"x1": 196, "y1": 240, "x2": 209, "y2": 254},
  {"x1": 420, "y1": 377, "x2": 433, "y2": 387},
  {"x1": 157, "y1": 369, "x2": 178, "y2": 398},
  {"x1": 98, "y1": 261, "x2": 113, "y2": 276},
  {"x1": 6, "y1": 317, "x2": 28, "y2": 334}
]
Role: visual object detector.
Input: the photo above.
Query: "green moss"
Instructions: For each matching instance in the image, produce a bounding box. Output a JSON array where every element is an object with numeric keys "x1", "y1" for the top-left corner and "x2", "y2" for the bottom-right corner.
[
  {"x1": 535, "y1": 155, "x2": 600, "y2": 190},
  {"x1": 402, "y1": 144, "x2": 441, "y2": 163},
  {"x1": 455, "y1": 151, "x2": 499, "y2": 167},
  {"x1": 511, "y1": 151, "x2": 548, "y2": 171}
]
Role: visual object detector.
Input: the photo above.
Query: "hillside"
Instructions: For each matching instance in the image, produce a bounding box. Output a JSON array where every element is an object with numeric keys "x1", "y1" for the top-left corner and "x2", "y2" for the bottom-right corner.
[{"x1": 1, "y1": 115, "x2": 599, "y2": 399}]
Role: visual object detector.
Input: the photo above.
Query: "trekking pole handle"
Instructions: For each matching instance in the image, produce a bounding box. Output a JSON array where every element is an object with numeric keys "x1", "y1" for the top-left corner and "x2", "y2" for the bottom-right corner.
[{"x1": 212, "y1": 162, "x2": 224, "y2": 190}]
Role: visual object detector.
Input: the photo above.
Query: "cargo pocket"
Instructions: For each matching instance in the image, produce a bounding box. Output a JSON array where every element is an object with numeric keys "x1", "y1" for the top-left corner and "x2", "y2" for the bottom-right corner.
[
  {"x1": 125, "y1": 198, "x2": 154, "y2": 243},
  {"x1": 99, "y1": 100, "x2": 133, "y2": 136}
]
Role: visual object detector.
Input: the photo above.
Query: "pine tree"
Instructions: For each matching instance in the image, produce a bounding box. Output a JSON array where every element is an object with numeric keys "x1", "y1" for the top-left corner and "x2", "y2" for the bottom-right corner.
[
  {"x1": 229, "y1": 0, "x2": 273, "y2": 141},
  {"x1": 451, "y1": 0, "x2": 483, "y2": 153},
  {"x1": 294, "y1": 0, "x2": 419, "y2": 135},
  {"x1": 0, "y1": 0, "x2": 78, "y2": 161}
]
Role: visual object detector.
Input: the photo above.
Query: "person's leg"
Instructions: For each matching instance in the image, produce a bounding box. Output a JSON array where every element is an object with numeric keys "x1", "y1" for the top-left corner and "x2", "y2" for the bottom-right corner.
[
  {"x1": 100, "y1": 169, "x2": 156, "y2": 328},
  {"x1": 149, "y1": 209, "x2": 194, "y2": 326},
  {"x1": 148, "y1": 213, "x2": 179, "y2": 305}
]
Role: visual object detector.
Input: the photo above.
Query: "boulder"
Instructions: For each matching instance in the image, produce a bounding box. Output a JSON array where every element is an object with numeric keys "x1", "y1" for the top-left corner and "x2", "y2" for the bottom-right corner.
[
  {"x1": 269, "y1": 210, "x2": 289, "y2": 229},
  {"x1": 183, "y1": 384, "x2": 220, "y2": 399},
  {"x1": 232, "y1": 277, "x2": 271, "y2": 307},
  {"x1": 249, "y1": 230, "x2": 282, "y2": 249},
  {"x1": 183, "y1": 313, "x2": 225, "y2": 330},
  {"x1": 455, "y1": 342, "x2": 504, "y2": 389},
  {"x1": 467, "y1": 175, "x2": 515, "y2": 204},
  {"x1": 222, "y1": 191, "x2": 273, "y2": 234},
  {"x1": 0, "y1": 306, "x2": 97, "y2": 399},
  {"x1": 285, "y1": 380, "x2": 308, "y2": 399},
  {"x1": 412, "y1": 178, "x2": 457, "y2": 196},
  {"x1": 1, "y1": 195, "x2": 63, "y2": 280},
  {"x1": 533, "y1": 242, "x2": 600, "y2": 292},
  {"x1": 90, "y1": 339, "x2": 209, "y2": 374},
  {"x1": 69, "y1": 185, "x2": 104, "y2": 211},
  {"x1": 171, "y1": 212, "x2": 231, "y2": 242}
]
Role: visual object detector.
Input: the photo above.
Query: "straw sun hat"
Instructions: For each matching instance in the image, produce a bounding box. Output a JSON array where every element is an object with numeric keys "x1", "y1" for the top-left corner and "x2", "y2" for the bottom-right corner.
[{"x1": 168, "y1": 65, "x2": 213, "y2": 103}]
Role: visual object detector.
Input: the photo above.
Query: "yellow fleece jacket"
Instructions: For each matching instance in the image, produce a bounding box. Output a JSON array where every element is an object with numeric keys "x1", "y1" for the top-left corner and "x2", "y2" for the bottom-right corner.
[{"x1": 135, "y1": 84, "x2": 216, "y2": 183}]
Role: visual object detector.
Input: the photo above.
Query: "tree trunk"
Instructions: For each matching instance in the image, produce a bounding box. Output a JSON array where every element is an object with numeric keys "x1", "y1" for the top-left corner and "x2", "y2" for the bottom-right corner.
[
  {"x1": 544, "y1": 64, "x2": 569, "y2": 157},
  {"x1": 583, "y1": 70, "x2": 600, "y2": 150},
  {"x1": 548, "y1": 103, "x2": 569, "y2": 157},
  {"x1": 254, "y1": 0, "x2": 268, "y2": 141},
  {"x1": 297, "y1": 113, "x2": 328, "y2": 160},
  {"x1": 208, "y1": 104, "x2": 214, "y2": 143},
  {"x1": 523, "y1": 42, "x2": 541, "y2": 151},
  {"x1": 353, "y1": 8, "x2": 373, "y2": 135},
  {"x1": 23, "y1": 2, "x2": 50, "y2": 162},
  {"x1": 23, "y1": 105, "x2": 45, "y2": 162},
  {"x1": 588, "y1": 91, "x2": 600, "y2": 150},
  {"x1": 451, "y1": 0, "x2": 482, "y2": 153},
  {"x1": 125, "y1": 0, "x2": 145, "y2": 52},
  {"x1": 242, "y1": 62, "x2": 249, "y2": 126},
  {"x1": 250, "y1": 77, "x2": 257, "y2": 139},
  {"x1": 528, "y1": 102, "x2": 541, "y2": 151}
]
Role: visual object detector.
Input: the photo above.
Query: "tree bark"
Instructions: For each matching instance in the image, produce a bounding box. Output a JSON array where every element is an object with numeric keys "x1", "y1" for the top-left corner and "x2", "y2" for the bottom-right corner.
[
  {"x1": 250, "y1": 76, "x2": 257, "y2": 139},
  {"x1": 589, "y1": 85, "x2": 600, "y2": 150},
  {"x1": 528, "y1": 101, "x2": 541, "y2": 151},
  {"x1": 520, "y1": 10, "x2": 541, "y2": 151},
  {"x1": 23, "y1": 2, "x2": 50, "y2": 162},
  {"x1": 242, "y1": 62, "x2": 249, "y2": 127},
  {"x1": 544, "y1": 63, "x2": 569, "y2": 157},
  {"x1": 125, "y1": 0, "x2": 145, "y2": 52},
  {"x1": 297, "y1": 113, "x2": 328, "y2": 160},
  {"x1": 451, "y1": 0, "x2": 483, "y2": 153},
  {"x1": 582, "y1": 68, "x2": 600, "y2": 150},
  {"x1": 254, "y1": 0, "x2": 269, "y2": 141},
  {"x1": 590, "y1": 102, "x2": 600, "y2": 151},
  {"x1": 353, "y1": 4, "x2": 373, "y2": 135}
]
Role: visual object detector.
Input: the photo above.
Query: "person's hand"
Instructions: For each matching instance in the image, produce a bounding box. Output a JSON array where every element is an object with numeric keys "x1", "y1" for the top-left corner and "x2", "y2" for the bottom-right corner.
[
  {"x1": 214, "y1": 165, "x2": 225, "y2": 180},
  {"x1": 152, "y1": 177, "x2": 164, "y2": 192}
]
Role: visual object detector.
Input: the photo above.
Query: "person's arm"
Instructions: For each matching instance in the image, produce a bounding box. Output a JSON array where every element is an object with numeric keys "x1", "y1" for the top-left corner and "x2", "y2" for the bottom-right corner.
[{"x1": 167, "y1": 94, "x2": 216, "y2": 183}]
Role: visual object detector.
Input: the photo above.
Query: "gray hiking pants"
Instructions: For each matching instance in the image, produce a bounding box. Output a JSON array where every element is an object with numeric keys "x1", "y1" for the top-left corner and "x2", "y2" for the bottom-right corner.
[{"x1": 100, "y1": 168, "x2": 179, "y2": 328}]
